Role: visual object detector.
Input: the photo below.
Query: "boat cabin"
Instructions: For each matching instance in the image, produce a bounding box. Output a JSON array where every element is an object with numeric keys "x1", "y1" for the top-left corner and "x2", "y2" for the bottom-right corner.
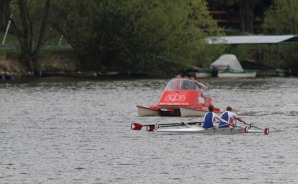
[
  {"x1": 156, "y1": 79, "x2": 210, "y2": 109},
  {"x1": 137, "y1": 78, "x2": 214, "y2": 116},
  {"x1": 165, "y1": 79, "x2": 204, "y2": 91}
]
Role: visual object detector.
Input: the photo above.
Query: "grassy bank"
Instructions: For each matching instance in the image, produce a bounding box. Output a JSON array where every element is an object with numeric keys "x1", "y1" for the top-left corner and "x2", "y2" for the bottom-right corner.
[
  {"x1": 0, "y1": 32, "x2": 78, "y2": 74},
  {"x1": 0, "y1": 47, "x2": 80, "y2": 74}
]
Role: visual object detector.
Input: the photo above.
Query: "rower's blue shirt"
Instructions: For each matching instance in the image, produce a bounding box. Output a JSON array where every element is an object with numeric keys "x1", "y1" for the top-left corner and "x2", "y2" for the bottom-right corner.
[
  {"x1": 203, "y1": 112, "x2": 215, "y2": 128},
  {"x1": 219, "y1": 112, "x2": 229, "y2": 128}
]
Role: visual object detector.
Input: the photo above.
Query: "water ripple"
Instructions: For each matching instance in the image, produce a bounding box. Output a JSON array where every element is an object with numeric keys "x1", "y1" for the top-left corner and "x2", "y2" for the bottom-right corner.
[{"x1": 1, "y1": 77, "x2": 298, "y2": 183}]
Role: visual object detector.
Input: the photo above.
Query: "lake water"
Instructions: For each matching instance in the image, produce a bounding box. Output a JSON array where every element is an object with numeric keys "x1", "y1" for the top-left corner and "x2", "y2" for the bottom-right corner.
[{"x1": 1, "y1": 77, "x2": 298, "y2": 184}]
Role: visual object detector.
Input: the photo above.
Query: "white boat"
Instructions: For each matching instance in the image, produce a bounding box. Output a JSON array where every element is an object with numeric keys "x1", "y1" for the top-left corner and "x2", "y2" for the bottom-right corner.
[
  {"x1": 217, "y1": 69, "x2": 257, "y2": 78},
  {"x1": 157, "y1": 126, "x2": 205, "y2": 134},
  {"x1": 211, "y1": 54, "x2": 257, "y2": 78},
  {"x1": 131, "y1": 122, "x2": 269, "y2": 135},
  {"x1": 156, "y1": 126, "x2": 267, "y2": 135}
]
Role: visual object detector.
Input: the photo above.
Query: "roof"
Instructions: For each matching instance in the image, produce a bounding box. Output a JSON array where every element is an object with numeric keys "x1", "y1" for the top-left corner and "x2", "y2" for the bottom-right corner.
[{"x1": 207, "y1": 35, "x2": 298, "y2": 44}]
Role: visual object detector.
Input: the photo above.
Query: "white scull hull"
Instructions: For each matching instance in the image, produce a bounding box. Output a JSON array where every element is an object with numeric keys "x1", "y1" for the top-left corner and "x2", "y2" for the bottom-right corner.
[{"x1": 156, "y1": 126, "x2": 267, "y2": 135}]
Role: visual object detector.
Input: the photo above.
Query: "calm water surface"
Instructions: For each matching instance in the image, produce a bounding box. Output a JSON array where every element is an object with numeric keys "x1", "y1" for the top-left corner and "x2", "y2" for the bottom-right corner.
[{"x1": 1, "y1": 77, "x2": 298, "y2": 184}]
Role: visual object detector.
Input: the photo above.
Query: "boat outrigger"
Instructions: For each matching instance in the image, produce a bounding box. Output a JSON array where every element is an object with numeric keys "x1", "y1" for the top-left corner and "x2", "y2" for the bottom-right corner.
[
  {"x1": 131, "y1": 122, "x2": 269, "y2": 135},
  {"x1": 137, "y1": 78, "x2": 221, "y2": 117}
]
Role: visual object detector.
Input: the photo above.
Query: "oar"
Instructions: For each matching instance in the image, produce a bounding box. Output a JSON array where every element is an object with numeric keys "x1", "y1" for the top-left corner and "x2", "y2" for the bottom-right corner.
[
  {"x1": 216, "y1": 121, "x2": 252, "y2": 133},
  {"x1": 217, "y1": 122, "x2": 242, "y2": 129},
  {"x1": 131, "y1": 121, "x2": 203, "y2": 131},
  {"x1": 131, "y1": 122, "x2": 182, "y2": 131},
  {"x1": 243, "y1": 122, "x2": 269, "y2": 135}
]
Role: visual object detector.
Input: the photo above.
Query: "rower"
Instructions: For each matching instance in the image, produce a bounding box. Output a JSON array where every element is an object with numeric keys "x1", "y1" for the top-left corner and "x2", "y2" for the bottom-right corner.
[
  {"x1": 218, "y1": 106, "x2": 246, "y2": 128},
  {"x1": 203, "y1": 105, "x2": 227, "y2": 128}
]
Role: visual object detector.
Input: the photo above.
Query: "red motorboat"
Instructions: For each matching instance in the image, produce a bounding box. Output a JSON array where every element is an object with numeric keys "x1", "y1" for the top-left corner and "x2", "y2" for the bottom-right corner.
[{"x1": 137, "y1": 78, "x2": 221, "y2": 117}]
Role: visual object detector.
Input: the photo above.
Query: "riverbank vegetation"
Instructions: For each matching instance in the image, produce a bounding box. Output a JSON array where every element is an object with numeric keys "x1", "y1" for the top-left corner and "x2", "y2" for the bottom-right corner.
[{"x1": 0, "y1": 0, "x2": 298, "y2": 76}]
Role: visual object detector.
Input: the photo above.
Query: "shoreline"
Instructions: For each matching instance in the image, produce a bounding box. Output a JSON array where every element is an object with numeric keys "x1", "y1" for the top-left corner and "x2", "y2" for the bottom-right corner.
[{"x1": 0, "y1": 71, "x2": 166, "y2": 80}]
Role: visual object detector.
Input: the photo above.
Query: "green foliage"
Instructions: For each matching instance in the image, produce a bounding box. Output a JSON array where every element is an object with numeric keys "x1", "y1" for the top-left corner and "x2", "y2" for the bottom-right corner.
[
  {"x1": 1, "y1": 0, "x2": 52, "y2": 71},
  {"x1": 1, "y1": 49, "x2": 21, "y2": 60},
  {"x1": 225, "y1": 45, "x2": 253, "y2": 62},
  {"x1": 262, "y1": 0, "x2": 298, "y2": 34},
  {"x1": 50, "y1": 0, "x2": 224, "y2": 73},
  {"x1": 38, "y1": 48, "x2": 78, "y2": 72},
  {"x1": 262, "y1": 0, "x2": 298, "y2": 69},
  {"x1": 278, "y1": 44, "x2": 298, "y2": 69},
  {"x1": 2, "y1": 0, "x2": 227, "y2": 73}
]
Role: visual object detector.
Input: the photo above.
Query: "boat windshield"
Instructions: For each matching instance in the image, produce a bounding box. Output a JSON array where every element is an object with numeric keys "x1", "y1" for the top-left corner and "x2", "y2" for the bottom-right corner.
[{"x1": 165, "y1": 79, "x2": 201, "y2": 91}]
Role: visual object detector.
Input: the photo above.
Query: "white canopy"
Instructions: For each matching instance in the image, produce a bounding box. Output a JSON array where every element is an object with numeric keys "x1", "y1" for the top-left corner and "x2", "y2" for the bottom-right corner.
[{"x1": 210, "y1": 54, "x2": 244, "y2": 72}]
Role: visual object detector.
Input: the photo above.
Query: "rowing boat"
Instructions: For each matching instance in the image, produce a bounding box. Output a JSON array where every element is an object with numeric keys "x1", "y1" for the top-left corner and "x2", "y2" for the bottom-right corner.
[
  {"x1": 156, "y1": 126, "x2": 267, "y2": 135},
  {"x1": 131, "y1": 122, "x2": 269, "y2": 135}
]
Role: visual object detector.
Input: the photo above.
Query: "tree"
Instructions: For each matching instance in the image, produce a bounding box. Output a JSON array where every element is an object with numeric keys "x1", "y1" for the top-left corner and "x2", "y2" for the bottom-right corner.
[
  {"x1": 262, "y1": 0, "x2": 298, "y2": 34},
  {"x1": 0, "y1": 0, "x2": 11, "y2": 30},
  {"x1": 0, "y1": 0, "x2": 51, "y2": 73},
  {"x1": 262, "y1": 0, "x2": 298, "y2": 73},
  {"x1": 50, "y1": 0, "x2": 224, "y2": 73}
]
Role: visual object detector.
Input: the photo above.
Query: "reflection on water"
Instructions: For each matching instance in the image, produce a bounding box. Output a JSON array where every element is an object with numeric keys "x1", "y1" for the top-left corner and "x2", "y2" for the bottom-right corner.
[{"x1": 1, "y1": 77, "x2": 298, "y2": 183}]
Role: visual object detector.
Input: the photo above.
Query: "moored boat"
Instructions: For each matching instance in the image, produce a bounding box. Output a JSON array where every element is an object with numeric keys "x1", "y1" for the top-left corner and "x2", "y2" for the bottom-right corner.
[
  {"x1": 217, "y1": 69, "x2": 257, "y2": 78},
  {"x1": 211, "y1": 54, "x2": 257, "y2": 78}
]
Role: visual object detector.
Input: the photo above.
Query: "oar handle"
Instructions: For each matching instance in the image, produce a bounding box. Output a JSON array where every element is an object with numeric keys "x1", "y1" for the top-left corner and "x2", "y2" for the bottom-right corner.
[{"x1": 243, "y1": 122, "x2": 254, "y2": 128}]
